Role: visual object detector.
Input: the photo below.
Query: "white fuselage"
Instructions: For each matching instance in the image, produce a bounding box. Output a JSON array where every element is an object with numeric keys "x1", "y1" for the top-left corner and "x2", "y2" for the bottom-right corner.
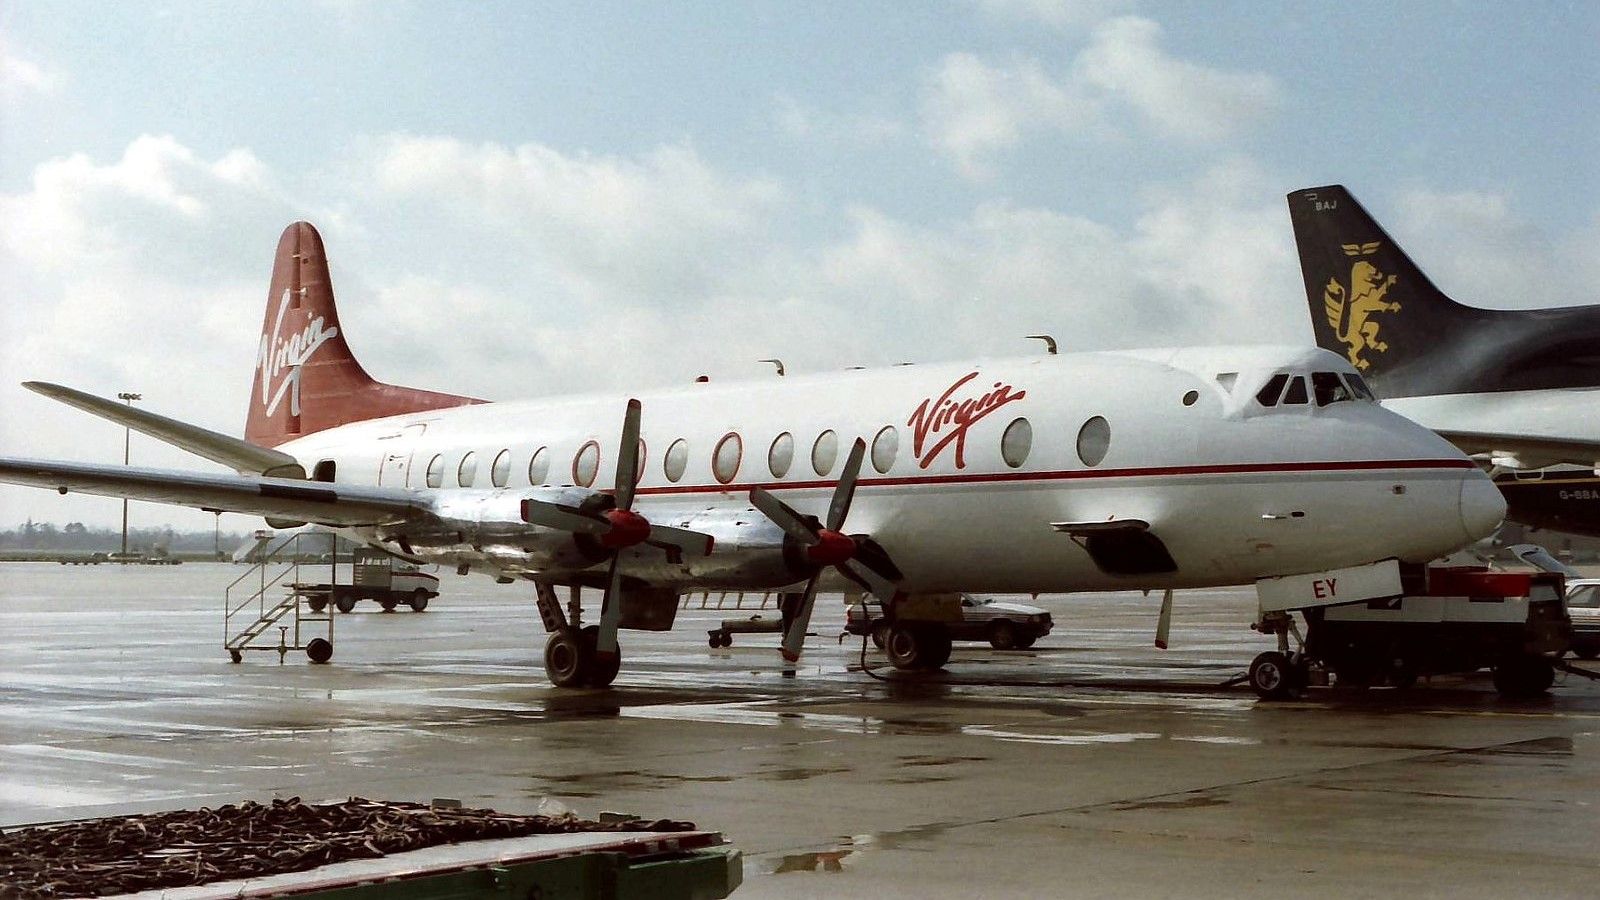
[{"x1": 275, "y1": 345, "x2": 1502, "y2": 596}]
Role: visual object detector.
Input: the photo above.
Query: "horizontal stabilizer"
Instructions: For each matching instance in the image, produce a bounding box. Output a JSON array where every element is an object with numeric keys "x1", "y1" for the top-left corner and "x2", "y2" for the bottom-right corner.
[
  {"x1": 24, "y1": 381, "x2": 305, "y2": 477},
  {"x1": 0, "y1": 457, "x2": 425, "y2": 526}
]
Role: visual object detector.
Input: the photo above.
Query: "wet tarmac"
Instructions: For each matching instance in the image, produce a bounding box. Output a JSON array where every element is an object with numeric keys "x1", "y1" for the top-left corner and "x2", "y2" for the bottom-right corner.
[{"x1": 3, "y1": 562, "x2": 1599, "y2": 897}]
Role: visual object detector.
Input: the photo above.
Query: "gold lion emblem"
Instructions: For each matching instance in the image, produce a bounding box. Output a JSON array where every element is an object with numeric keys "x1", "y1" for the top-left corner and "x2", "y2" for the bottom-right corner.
[{"x1": 1324, "y1": 242, "x2": 1399, "y2": 370}]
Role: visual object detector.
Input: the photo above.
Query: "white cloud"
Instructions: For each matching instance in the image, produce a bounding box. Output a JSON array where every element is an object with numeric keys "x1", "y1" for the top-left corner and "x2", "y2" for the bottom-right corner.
[
  {"x1": 0, "y1": 39, "x2": 57, "y2": 97},
  {"x1": 968, "y1": 0, "x2": 1137, "y2": 31},
  {"x1": 1077, "y1": 17, "x2": 1281, "y2": 141},
  {"x1": 773, "y1": 95, "x2": 905, "y2": 146},
  {"x1": 920, "y1": 16, "x2": 1280, "y2": 176},
  {"x1": 1392, "y1": 188, "x2": 1600, "y2": 310}
]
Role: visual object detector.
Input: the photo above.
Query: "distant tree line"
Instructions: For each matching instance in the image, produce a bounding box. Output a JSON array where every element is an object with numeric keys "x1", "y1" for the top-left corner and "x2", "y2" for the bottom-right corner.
[{"x1": 1, "y1": 520, "x2": 254, "y2": 553}]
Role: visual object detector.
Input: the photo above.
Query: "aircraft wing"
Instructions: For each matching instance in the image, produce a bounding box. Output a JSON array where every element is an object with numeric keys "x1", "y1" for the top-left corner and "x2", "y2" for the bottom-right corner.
[
  {"x1": 0, "y1": 457, "x2": 426, "y2": 527},
  {"x1": 23, "y1": 381, "x2": 305, "y2": 477},
  {"x1": 1435, "y1": 430, "x2": 1600, "y2": 468}
]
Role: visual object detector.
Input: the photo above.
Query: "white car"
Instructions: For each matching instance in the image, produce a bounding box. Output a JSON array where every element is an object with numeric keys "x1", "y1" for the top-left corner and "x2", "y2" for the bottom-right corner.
[
  {"x1": 845, "y1": 595, "x2": 1053, "y2": 650},
  {"x1": 1564, "y1": 578, "x2": 1600, "y2": 659}
]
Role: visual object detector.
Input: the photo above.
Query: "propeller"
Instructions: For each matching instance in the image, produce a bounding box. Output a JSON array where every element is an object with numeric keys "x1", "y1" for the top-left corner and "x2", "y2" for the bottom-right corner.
[
  {"x1": 748, "y1": 438, "x2": 903, "y2": 662},
  {"x1": 519, "y1": 400, "x2": 713, "y2": 656},
  {"x1": 1154, "y1": 588, "x2": 1174, "y2": 650}
]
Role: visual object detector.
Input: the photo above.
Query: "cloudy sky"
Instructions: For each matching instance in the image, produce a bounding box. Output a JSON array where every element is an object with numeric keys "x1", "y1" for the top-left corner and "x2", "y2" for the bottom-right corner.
[{"x1": 1, "y1": 0, "x2": 1596, "y2": 529}]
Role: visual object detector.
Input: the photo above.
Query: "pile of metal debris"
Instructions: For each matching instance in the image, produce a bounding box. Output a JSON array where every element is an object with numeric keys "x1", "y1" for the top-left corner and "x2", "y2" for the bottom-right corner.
[{"x1": 1, "y1": 797, "x2": 696, "y2": 899}]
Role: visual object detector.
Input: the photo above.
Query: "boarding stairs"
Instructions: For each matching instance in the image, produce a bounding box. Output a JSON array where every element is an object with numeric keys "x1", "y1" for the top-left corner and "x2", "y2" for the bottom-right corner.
[{"x1": 224, "y1": 531, "x2": 336, "y2": 664}]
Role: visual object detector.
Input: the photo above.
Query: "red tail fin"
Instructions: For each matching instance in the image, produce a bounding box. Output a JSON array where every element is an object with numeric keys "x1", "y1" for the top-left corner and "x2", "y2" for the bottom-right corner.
[{"x1": 245, "y1": 222, "x2": 482, "y2": 447}]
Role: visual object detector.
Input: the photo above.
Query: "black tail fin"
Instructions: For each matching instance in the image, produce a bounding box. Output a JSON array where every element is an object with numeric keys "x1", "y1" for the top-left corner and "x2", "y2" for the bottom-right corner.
[{"x1": 1287, "y1": 185, "x2": 1600, "y2": 398}]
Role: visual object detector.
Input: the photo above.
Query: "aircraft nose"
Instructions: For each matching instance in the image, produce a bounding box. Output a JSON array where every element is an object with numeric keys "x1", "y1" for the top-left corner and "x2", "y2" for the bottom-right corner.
[{"x1": 1459, "y1": 471, "x2": 1507, "y2": 542}]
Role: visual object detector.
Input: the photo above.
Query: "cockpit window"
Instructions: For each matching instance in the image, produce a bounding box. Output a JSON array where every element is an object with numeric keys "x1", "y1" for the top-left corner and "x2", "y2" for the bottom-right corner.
[
  {"x1": 1255, "y1": 373, "x2": 1289, "y2": 407},
  {"x1": 1312, "y1": 372, "x2": 1355, "y2": 406},
  {"x1": 1342, "y1": 373, "x2": 1376, "y2": 401},
  {"x1": 1282, "y1": 376, "x2": 1309, "y2": 405}
]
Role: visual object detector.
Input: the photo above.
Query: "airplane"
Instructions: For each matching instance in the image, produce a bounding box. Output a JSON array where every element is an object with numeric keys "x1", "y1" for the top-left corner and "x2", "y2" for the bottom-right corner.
[
  {"x1": 0, "y1": 221, "x2": 1505, "y2": 687},
  {"x1": 1288, "y1": 184, "x2": 1600, "y2": 536}
]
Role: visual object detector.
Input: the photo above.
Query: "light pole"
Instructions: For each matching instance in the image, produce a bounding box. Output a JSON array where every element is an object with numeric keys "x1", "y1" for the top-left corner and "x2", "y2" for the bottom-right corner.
[{"x1": 117, "y1": 392, "x2": 141, "y2": 558}]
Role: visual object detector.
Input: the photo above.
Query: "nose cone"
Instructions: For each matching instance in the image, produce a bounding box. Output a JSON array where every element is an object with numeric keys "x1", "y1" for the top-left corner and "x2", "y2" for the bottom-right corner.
[{"x1": 1459, "y1": 472, "x2": 1507, "y2": 542}]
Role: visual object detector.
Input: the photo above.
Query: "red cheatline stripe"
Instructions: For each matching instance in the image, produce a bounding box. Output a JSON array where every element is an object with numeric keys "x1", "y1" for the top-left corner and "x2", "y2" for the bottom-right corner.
[{"x1": 629, "y1": 458, "x2": 1475, "y2": 497}]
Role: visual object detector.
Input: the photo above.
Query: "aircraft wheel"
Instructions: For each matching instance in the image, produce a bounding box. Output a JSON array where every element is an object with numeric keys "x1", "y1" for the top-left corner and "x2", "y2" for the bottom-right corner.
[
  {"x1": 871, "y1": 622, "x2": 889, "y2": 650},
  {"x1": 306, "y1": 638, "x2": 333, "y2": 664},
  {"x1": 988, "y1": 621, "x2": 1018, "y2": 650},
  {"x1": 544, "y1": 629, "x2": 588, "y2": 688},
  {"x1": 1248, "y1": 651, "x2": 1297, "y2": 700},
  {"x1": 409, "y1": 589, "x2": 430, "y2": 612},
  {"x1": 924, "y1": 628, "x2": 953, "y2": 669},
  {"x1": 885, "y1": 625, "x2": 928, "y2": 670},
  {"x1": 578, "y1": 625, "x2": 620, "y2": 688}
]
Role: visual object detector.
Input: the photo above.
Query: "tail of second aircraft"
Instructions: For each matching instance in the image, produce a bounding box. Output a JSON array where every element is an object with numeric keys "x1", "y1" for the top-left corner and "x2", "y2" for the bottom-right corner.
[
  {"x1": 1286, "y1": 185, "x2": 1600, "y2": 399},
  {"x1": 245, "y1": 222, "x2": 482, "y2": 448}
]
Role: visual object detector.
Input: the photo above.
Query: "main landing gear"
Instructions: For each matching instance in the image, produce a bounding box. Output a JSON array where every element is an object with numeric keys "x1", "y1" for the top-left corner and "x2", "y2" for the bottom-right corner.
[{"x1": 535, "y1": 583, "x2": 621, "y2": 688}]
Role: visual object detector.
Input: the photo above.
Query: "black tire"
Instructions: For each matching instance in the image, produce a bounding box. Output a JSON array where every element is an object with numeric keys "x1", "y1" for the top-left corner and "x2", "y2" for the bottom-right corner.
[
  {"x1": 1494, "y1": 657, "x2": 1554, "y2": 698},
  {"x1": 306, "y1": 598, "x2": 328, "y2": 613},
  {"x1": 544, "y1": 629, "x2": 587, "y2": 688},
  {"x1": 925, "y1": 628, "x2": 953, "y2": 669},
  {"x1": 229, "y1": 649, "x2": 242, "y2": 664},
  {"x1": 988, "y1": 621, "x2": 1019, "y2": 651},
  {"x1": 579, "y1": 625, "x2": 621, "y2": 688},
  {"x1": 709, "y1": 632, "x2": 723, "y2": 648},
  {"x1": 408, "y1": 589, "x2": 430, "y2": 612},
  {"x1": 885, "y1": 625, "x2": 927, "y2": 670},
  {"x1": 871, "y1": 622, "x2": 889, "y2": 650},
  {"x1": 306, "y1": 638, "x2": 333, "y2": 664},
  {"x1": 379, "y1": 598, "x2": 397, "y2": 612},
  {"x1": 1249, "y1": 651, "x2": 1296, "y2": 700},
  {"x1": 1575, "y1": 643, "x2": 1600, "y2": 660},
  {"x1": 334, "y1": 591, "x2": 356, "y2": 614}
]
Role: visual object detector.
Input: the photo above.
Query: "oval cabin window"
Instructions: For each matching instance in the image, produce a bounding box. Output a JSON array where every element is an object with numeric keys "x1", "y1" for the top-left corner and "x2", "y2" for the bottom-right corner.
[
  {"x1": 812, "y1": 430, "x2": 839, "y2": 476},
  {"x1": 425, "y1": 453, "x2": 444, "y2": 488},
  {"x1": 490, "y1": 449, "x2": 512, "y2": 487},
  {"x1": 573, "y1": 441, "x2": 600, "y2": 487},
  {"x1": 769, "y1": 432, "x2": 794, "y2": 478},
  {"x1": 457, "y1": 451, "x2": 478, "y2": 487},
  {"x1": 713, "y1": 432, "x2": 743, "y2": 484},
  {"x1": 1076, "y1": 416, "x2": 1110, "y2": 467},
  {"x1": 871, "y1": 426, "x2": 898, "y2": 474},
  {"x1": 1000, "y1": 417, "x2": 1032, "y2": 468},
  {"x1": 664, "y1": 438, "x2": 688, "y2": 483},
  {"x1": 527, "y1": 446, "x2": 549, "y2": 485}
]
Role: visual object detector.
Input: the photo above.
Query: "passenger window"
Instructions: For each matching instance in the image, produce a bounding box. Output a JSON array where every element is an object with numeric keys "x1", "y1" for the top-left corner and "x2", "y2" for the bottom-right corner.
[
  {"x1": 573, "y1": 441, "x2": 600, "y2": 487},
  {"x1": 1255, "y1": 374, "x2": 1288, "y2": 407},
  {"x1": 768, "y1": 432, "x2": 794, "y2": 478},
  {"x1": 457, "y1": 451, "x2": 478, "y2": 487},
  {"x1": 871, "y1": 426, "x2": 898, "y2": 474},
  {"x1": 1312, "y1": 372, "x2": 1353, "y2": 406},
  {"x1": 664, "y1": 438, "x2": 688, "y2": 483},
  {"x1": 1000, "y1": 417, "x2": 1031, "y2": 468},
  {"x1": 713, "y1": 432, "x2": 743, "y2": 484},
  {"x1": 490, "y1": 449, "x2": 511, "y2": 487},
  {"x1": 425, "y1": 454, "x2": 444, "y2": 488},
  {"x1": 528, "y1": 446, "x2": 550, "y2": 485},
  {"x1": 812, "y1": 430, "x2": 839, "y2": 476},
  {"x1": 1282, "y1": 377, "x2": 1309, "y2": 405},
  {"x1": 1076, "y1": 416, "x2": 1110, "y2": 467}
]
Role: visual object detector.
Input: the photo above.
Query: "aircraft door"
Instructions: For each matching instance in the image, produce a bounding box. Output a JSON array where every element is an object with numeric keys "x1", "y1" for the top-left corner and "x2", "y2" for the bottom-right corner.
[{"x1": 377, "y1": 424, "x2": 428, "y2": 486}]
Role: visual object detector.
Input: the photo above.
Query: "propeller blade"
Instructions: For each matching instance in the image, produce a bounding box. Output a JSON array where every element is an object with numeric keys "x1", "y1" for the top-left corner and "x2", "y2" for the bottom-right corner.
[
  {"x1": 827, "y1": 439, "x2": 867, "y2": 532},
  {"x1": 595, "y1": 556, "x2": 623, "y2": 656},
  {"x1": 521, "y1": 498, "x2": 609, "y2": 535},
  {"x1": 780, "y1": 576, "x2": 822, "y2": 663},
  {"x1": 838, "y1": 559, "x2": 900, "y2": 605},
  {"x1": 749, "y1": 487, "x2": 819, "y2": 545},
  {"x1": 1154, "y1": 588, "x2": 1173, "y2": 650},
  {"x1": 849, "y1": 536, "x2": 904, "y2": 582},
  {"x1": 645, "y1": 524, "x2": 714, "y2": 557},
  {"x1": 614, "y1": 398, "x2": 642, "y2": 511}
]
